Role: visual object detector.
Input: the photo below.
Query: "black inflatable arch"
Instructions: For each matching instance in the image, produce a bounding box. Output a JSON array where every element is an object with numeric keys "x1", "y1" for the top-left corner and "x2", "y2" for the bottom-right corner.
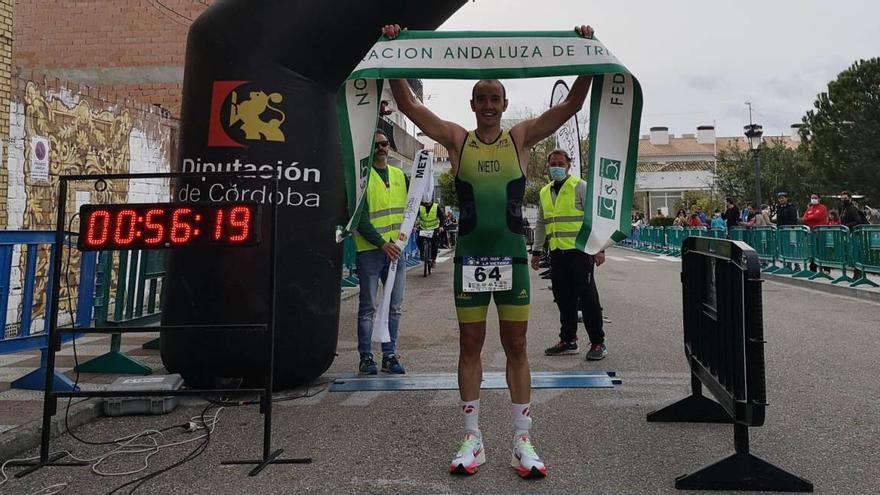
[{"x1": 161, "y1": 0, "x2": 466, "y2": 389}]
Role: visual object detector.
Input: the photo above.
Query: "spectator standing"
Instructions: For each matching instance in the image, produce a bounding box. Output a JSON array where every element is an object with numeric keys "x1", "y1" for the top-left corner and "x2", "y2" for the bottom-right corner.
[
  {"x1": 802, "y1": 194, "x2": 829, "y2": 273},
  {"x1": 840, "y1": 191, "x2": 868, "y2": 279},
  {"x1": 695, "y1": 206, "x2": 707, "y2": 225},
  {"x1": 672, "y1": 209, "x2": 687, "y2": 227},
  {"x1": 775, "y1": 192, "x2": 798, "y2": 226},
  {"x1": 710, "y1": 210, "x2": 726, "y2": 229},
  {"x1": 653, "y1": 208, "x2": 666, "y2": 221},
  {"x1": 840, "y1": 191, "x2": 867, "y2": 228},
  {"x1": 802, "y1": 194, "x2": 829, "y2": 230},
  {"x1": 828, "y1": 209, "x2": 841, "y2": 225},
  {"x1": 724, "y1": 198, "x2": 740, "y2": 229},
  {"x1": 688, "y1": 212, "x2": 702, "y2": 227},
  {"x1": 754, "y1": 204, "x2": 772, "y2": 226}
]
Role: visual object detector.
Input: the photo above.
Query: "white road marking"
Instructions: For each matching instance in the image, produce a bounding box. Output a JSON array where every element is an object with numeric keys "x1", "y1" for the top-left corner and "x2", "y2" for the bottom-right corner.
[{"x1": 625, "y1": 256, "x2": 658, "y2": 263}]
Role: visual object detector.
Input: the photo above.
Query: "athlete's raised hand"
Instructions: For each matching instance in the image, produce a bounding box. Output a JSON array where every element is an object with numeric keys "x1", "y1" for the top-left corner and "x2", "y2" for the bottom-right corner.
[
  {"x1": 575, "y1": 25, "x2": 594, "y2": 39},
  {"x1": 382, "y1": 24, "x2": 403, "y2": 40}
]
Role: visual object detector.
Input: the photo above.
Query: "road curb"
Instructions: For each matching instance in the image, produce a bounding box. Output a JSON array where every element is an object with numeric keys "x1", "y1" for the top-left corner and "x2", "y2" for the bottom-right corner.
[
  {"x1": 0, "y1": 398, "x2": 103, "y2": 461},
  {"x1": 762, "y1": 272, "x2": 880, "y2": 303},
  {"x1": 613, "y1": 245, "x2": 880, "y2": 303}
]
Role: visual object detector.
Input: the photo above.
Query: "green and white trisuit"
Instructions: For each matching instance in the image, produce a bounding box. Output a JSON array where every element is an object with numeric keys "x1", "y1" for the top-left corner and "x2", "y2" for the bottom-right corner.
[{"x1": 453, "y1": 130, "x2": 530, "y2": 324}]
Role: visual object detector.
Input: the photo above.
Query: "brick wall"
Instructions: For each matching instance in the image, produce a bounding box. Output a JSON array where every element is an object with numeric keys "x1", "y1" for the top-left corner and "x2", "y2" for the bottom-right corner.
[
  {"x1": 0, "y1": 0, "x2": 12, "y2": 227},
  {"x1": 13, "y1": 0, "x2": 214, "y2": 117}
]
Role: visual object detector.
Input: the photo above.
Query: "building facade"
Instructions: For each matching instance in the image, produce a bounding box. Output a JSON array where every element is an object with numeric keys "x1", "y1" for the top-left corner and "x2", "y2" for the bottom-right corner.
[{"x1": 636, "y1": 125, "x2": 800, "y2": 215}]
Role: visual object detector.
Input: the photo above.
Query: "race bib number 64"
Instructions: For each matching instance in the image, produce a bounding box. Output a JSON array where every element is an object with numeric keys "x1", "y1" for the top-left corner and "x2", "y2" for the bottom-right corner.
[{"x1": 462, "y1": 256, "x2": 513, "y2": 292}]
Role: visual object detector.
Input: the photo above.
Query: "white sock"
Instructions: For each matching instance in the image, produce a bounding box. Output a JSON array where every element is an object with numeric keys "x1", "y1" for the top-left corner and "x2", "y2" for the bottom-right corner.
[
  {"x1": 461, "y1": 399, "x2": 480, "y2": 435},
  {"x1": 512, "y1": 402, "x2": 532, "y2": 438}
]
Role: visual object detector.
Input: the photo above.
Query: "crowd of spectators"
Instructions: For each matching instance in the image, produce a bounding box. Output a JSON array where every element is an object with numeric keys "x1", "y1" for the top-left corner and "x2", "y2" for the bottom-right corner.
[{"x1": 635, "y1": 190, "x2": 877, "y2": 231}]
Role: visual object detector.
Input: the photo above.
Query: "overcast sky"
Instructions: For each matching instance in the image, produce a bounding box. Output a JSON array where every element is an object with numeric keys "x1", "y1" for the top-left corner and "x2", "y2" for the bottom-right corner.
[{"x1": 418, "y1": 0, "x2": 880, "y2": 139}]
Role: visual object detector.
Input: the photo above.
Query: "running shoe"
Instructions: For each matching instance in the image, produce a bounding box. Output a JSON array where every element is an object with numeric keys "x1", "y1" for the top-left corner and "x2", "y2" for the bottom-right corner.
[
  {"x1": 511, "y1": 435, "x2": 547, "y2": 479},
  {"x1": 544, "y1": 340, "x2": 578, "y2": 356},
  {"x1": 449, "y1": 432, "x2": 485, "y2": 475}
]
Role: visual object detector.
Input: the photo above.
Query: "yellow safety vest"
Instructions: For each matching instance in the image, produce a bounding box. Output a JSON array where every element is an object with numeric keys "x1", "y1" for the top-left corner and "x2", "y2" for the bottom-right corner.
[
  {"x1": 419, "y1": 203, "x2": 439, "y2": 230},
  {"x1": 539, "y1": 175, "x2": 584, "y2": 251},
  {"x1": 354, "y1": 165, "x2": 408, "y2": 252}
]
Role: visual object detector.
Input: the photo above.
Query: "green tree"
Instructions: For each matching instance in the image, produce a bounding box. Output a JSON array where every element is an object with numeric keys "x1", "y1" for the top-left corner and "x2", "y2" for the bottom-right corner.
[
  {"x1": 673, "y1": 190, "x2": 724, "y2": 217},
  {"x1": 715, "y1": 140, "x2": 817, "y2": 209},
  {"x1": 801, "y1": 58, "x2": 880, "y2": 204},
  {"x1": 437, "y1": 169, "x2": 457, "y2": 208}
]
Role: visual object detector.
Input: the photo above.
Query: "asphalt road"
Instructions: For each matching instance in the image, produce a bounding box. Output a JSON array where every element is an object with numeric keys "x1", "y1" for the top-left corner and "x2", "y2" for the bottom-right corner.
[{"x1": 5, "y1": 247, "x2": 879, "y2": 494}]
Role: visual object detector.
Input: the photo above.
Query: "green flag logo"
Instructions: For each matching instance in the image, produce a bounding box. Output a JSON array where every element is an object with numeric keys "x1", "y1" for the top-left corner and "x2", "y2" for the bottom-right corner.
[
  {"x1": 598, "y1": 196, "x2": 617, "y2": 219},
  {"x1": 599, "y1": 157, "x2": 620, "y2": 180}
]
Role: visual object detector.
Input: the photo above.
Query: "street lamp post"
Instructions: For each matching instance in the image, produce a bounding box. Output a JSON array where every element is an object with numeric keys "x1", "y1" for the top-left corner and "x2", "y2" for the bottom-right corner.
[{"x1": 744, "y1": 123, "x2": 764, "y2": 207}]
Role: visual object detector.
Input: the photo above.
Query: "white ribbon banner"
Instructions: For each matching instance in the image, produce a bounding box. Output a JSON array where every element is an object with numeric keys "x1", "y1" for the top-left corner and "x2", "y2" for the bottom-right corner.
[
  {"x1": 372, "y1": 149, "x2": 433, "y2": 343},
  {"x1": 338, "y1": 30, "x2": 643, "y2": 254}
]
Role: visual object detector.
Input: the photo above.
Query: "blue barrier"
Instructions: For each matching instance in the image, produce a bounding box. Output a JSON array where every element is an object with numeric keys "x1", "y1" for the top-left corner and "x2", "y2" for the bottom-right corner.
[
  {"x1": 0, "y1": 231, "x2": 96, "y2": 391},
  {"x1": 404, "y1": 231, "x2": 420, "y2": 268}
]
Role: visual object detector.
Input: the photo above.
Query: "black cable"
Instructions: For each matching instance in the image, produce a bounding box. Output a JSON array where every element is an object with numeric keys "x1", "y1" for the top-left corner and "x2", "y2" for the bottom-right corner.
[
  {"x1": 106, "y1": 404, "x2": 214, "y2": 495},
  {"x1": 144, "y1": 0, "x2": 190, "y2": 27},
  {"x1": 156, "y1": 0, "x2": 192, "y2": 20}
]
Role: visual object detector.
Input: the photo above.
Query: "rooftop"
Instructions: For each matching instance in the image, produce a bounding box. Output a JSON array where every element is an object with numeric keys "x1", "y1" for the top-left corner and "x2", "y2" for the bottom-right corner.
[{"x1": 639, "y1": 135, "x2": 798, "y2": 157}]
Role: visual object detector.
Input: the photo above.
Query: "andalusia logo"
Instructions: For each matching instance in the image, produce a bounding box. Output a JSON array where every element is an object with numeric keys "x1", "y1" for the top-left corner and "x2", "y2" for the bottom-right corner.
[
  {"x1": 597, "y1": 157, "x2": 621, "y2": 220},
  {"x1": 207, "y1": 81, "x2": 287, "y2": 147}
]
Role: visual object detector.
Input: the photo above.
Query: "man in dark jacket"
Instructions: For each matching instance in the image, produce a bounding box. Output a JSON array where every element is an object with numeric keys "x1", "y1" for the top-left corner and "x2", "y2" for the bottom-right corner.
[
  {"x1": 840, "y1": 190, "x2": 867, "y2": 228},
  {"x1": 723, "y1": 198, "x2": 740, "y2": 228},
  {"x1": 775, "y1": 192, "x2": 799, "y2": 226}
]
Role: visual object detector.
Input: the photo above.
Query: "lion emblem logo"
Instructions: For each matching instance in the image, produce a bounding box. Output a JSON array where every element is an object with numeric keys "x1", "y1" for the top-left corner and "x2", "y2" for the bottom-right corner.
[{"x1": 229, "y1": 90, "x2": 286, "y2": 142}]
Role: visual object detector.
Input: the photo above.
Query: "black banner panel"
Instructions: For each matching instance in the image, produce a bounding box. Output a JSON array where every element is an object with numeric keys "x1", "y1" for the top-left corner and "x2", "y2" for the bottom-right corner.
[{"x1": 161, "y1": 0, "x2": 466, "y2": 389}]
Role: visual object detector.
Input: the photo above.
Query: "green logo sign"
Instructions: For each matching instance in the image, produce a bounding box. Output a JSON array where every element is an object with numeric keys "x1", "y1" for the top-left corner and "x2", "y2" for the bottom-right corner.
[
  {"x1": 599, "y1": 158, "x2": 621, "y2": 180},
  {"x1": 597, "y1": 196, "x2": 617, "y2": 219}
]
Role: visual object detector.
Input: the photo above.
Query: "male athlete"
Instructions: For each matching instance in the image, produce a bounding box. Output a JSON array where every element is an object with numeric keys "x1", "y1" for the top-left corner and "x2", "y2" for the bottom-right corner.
[{"x1": 384, "y1": 23, "x2": 594, "y2": 478}]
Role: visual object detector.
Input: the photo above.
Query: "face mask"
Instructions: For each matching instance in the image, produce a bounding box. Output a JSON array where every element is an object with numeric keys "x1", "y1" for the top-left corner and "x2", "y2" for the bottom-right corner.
[
  {"x1": 810, "y1": 198, "x2": 819, "y2": 205},
  {"x1": 714, "y1": 214, "x2": 721, "y2": 218},
  {"x1": 549, "y1": 166, "x2": 567, "y2": 181},
  {"x1": 762, "y1": 209, "x2": 770, "y2": 215}
]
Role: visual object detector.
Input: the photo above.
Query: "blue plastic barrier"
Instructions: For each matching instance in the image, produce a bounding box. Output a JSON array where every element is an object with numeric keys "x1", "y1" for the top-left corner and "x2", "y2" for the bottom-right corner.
[{"x1": 0, "y1": 231, "x2": 96, "y2": 391}]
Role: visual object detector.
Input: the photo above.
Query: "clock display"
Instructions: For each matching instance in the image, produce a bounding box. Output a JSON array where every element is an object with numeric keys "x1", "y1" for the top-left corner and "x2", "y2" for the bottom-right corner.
[{"x1": 78, "y1": 203, "x2": 261, "y2": 251}]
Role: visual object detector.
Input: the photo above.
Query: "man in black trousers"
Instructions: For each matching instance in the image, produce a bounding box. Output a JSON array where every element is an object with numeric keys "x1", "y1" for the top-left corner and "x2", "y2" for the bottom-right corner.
[{"x1": 530, "y1": 150, "x2": 607, "y2": 360}]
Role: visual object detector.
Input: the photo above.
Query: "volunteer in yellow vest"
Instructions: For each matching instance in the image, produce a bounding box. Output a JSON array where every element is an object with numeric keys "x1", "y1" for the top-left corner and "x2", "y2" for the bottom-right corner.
[
  {"x1": 352, "y1": 129, "x2": 408, "y2": 375},
  {"x1": 530, "y1": 150, "x2": 608, "y2": 360},
  {"x1": 417, "y1": 200, "x2": 443, "y2": 267},
  {"x1": 386, "y1": 22, "x2": 596, "y2": 480}
]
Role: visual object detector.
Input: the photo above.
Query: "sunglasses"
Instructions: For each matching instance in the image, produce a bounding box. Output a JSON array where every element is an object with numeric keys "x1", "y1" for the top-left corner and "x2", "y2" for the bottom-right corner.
[{"x1": 374, "y1": 140, "x2": 390, "y2": 149}]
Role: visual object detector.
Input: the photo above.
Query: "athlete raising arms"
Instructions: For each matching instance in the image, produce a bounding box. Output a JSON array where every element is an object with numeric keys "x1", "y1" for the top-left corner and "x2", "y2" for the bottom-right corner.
[{"x1": 384, "y1": 23, "x2": 594, "y2": 478}]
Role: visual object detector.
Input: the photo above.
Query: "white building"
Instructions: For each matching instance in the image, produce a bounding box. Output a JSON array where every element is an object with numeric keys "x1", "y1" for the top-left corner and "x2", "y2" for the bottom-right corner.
[{"x1": 636, "y1": 125, "x2": 801, "y2": 215}]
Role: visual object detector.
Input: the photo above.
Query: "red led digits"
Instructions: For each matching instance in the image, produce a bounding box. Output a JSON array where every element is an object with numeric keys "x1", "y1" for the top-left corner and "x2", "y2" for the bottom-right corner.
[
  {"x1": 143, "y1": 208, "x2": 165, "y2": 245},
  {"x1": 78, "y1": 203, "x2": 258, "y2": 250},
  {"x1": 86, "y1": 210, "x2": 111, "y2": 247},
  {"x1": 170, "y1": 207, "x2": 194, "y2": 244},
  {"x1": 213, "y1": 209, "x2": 224, "y2": 240},
  {"x1": 228, "y1": 206, "x2": 252, "y2": 242},
  {"x1": 113, "y1": 209, "x2": 138, "y2": 246}
]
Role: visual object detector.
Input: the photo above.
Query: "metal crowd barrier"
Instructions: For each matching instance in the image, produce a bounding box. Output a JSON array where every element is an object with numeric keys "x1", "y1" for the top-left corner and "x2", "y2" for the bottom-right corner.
[
  {"x1": 647, "y1": 237, "x2": 813, "y2": 492},
  {"x1": 810, "y1": 226, "x2": 853, "y2": 284},
  {"x1": 623, "y1": 222, "x2": 878, "y2": 289},
  {"x1": 850, "y1": 225, "x2": 880, "y2": 288},
  {"x1": 775, "y1": 226, "x2": 815, "y2": 278},
  {"x1": 0, "y1": 231, "x2": 96, "y2": 391},
  {"x1": 73, "y1": 250, "x2": 167, "y2": 375}
]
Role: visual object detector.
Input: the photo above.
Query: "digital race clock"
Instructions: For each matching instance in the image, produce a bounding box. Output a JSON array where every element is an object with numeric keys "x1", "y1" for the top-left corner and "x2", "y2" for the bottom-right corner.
[{"x1": 77, "y1": 203, "x2": 261, "y2": 251}]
